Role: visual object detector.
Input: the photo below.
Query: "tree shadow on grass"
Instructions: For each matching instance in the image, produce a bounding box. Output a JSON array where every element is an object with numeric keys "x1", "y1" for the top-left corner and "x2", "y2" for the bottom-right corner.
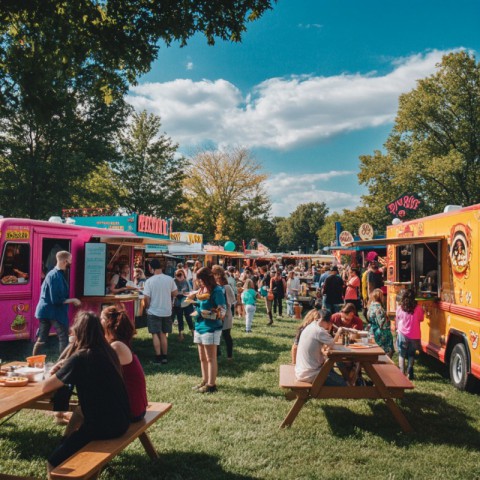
[
  {"x1": 109, "y1": 451, "x2": 256, "y2": 480},
  {"x1": 134, "y1": 334, "x2": 281, "y2": 379},
  {"x1": 0, "y1": 338, "x2": 60, "y2": 363},
  {"x1": 0, "y1": 426, "x2": 255, "y2": 480},
  {"x1": 320, "y1": 391, "x2": 480, "y2": 450}
]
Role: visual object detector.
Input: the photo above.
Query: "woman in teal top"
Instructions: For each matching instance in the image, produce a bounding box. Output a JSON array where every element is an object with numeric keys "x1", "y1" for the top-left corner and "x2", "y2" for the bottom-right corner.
[{"x1": 190, "y1": 267, "x2": 226, "y2": 393}]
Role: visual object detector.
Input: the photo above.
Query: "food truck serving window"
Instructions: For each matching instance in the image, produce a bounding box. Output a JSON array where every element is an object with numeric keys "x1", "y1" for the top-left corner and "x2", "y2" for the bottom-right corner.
[
  {"x1": 396, "y1": 242, "x2": 440, "y2": 295},
  {"x1": 0, "y1": 242, "x2": 30, "y2": 285}
]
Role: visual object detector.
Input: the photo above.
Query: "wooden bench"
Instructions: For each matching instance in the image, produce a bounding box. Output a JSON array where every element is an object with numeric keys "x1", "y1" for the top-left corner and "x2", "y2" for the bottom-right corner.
[{"x1": 50, "y1": 402, "x2": 172, "y2": 480}]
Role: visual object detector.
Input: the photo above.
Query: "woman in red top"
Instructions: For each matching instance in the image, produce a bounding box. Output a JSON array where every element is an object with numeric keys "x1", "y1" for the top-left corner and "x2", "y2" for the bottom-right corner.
[
  {"x1": 101, "y1": 305, "x2": 148, "y2": 421},
  {"x1": 344, "y1": 268, "x2": 361, "y2": 313}
]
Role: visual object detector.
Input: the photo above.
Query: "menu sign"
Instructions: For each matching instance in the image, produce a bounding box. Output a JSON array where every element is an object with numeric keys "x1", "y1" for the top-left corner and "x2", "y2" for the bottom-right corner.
[
  {"x1": 84, "y1": 243, "x2": 107, "y2": 296},
  {"x1": 385, "y1": 193, "x2": 423, "y2": 218}
]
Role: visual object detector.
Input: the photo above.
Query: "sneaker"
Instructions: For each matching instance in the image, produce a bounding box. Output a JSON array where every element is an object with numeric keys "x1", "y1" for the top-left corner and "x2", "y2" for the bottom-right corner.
[
  {"x1": 407, "y1": 367, "x2": 414, "y2": 380},
  {"x1": 161, "y1": 356, "x2": 168, "y2": 364},
  {"x1": 153, "y1": 355, "x2": 162, "y2": 364}
]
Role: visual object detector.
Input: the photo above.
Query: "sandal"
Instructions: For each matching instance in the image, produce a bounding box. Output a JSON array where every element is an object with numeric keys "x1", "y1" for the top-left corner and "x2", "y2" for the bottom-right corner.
[
  {"x1": 197, "y1": 384, "x2": 217, "y2": 394},
  {"x1": 192, "y1": 381, "x2": 206, "y2": 391}
]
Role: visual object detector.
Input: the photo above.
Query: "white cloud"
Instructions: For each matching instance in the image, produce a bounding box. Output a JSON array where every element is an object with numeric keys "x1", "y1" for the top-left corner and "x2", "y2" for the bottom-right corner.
[
  {"x1": 186, "y1": 62, "x2": 194, "y2": 70},
  {"x1": 266, "y1": 171, "x2": 361, "y2": 217},
  {"x1": 127, "y1": 49, "x2": 459, "y2": 151}
]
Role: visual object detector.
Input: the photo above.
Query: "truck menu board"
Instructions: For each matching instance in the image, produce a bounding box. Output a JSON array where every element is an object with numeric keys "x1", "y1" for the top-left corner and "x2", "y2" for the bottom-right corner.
[{"x1": 84, "y1": 242, "x2": 107, "y2": 296}]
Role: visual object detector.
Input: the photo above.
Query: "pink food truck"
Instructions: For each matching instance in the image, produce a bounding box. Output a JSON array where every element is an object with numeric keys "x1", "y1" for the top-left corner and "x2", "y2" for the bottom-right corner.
[{"x1": 0, "y1": 217, "x2": 170, "y2": 343}]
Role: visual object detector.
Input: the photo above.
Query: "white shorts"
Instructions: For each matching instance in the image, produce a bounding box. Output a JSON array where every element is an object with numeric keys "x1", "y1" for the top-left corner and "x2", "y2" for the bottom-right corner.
[{"x1": 194, "y1": 329, "x2": 222, "y2": 345}]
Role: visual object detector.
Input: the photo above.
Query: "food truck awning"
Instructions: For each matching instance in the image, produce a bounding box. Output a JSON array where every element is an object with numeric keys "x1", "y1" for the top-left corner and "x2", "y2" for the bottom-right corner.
[
  {"x1": 347, "y1": 235, "x2": 445, "y2": 247},
  {"x1": 93, "y1": 235, "x2": 178, "y2": 246}
]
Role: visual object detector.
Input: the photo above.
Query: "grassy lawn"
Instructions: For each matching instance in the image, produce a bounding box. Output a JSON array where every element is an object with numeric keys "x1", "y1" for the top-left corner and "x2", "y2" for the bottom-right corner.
[{"x1": 1, "y1": 304, "x2": 480, "y2": 479}]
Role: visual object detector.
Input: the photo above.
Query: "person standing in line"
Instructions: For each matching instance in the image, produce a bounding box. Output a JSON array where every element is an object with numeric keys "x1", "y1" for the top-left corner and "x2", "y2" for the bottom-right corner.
[
  {"x1": 212, "y1": 265, "x2": 236, "y2": 359},
  {"x1": 270, "y1": 270, "x2": 286, "y2": 318},
  {"x1": 259, "y1": 266, "x2": 274, "y2": 325},
  {"x1": 192, "y1": 260, "x2": 203, "y2": 289},
  {"x1": 241, "y1": 278, "x2": 259, "y2": 333},
  {"x1": 367, "y1": 261, "x2": 384, "y2": 298},
  {"x1": 322, "y1": 265, "x2": 344, "y2": 313},
  {"x1": 226, "y1": 266, "x2": 238, "y2": 316},
  {"x1": 191, "y1": 267, "x2": 226, "y2": 393},
  {"x1": 344, "y1": 267, "x2": 362, "y2": 313},
  {"x1": 396, "y1": 289, "x2": 424, "y2": 379},
  {"x1": 286, "y1": 270, "x2": 301, "y2": 317},
  {"x1": 33, "y1": 251, "x2": 81, "y2": 355},
  {"x1": 182, "y1": 262, "x2": 194, "y2": 289},
  {"x1": 367, "y1": 289, "x2": 394, "y2": 358},
  {"x1": 143, "y1": 259, "x2": 178, "y2": 364},
  {"x1": 172, "y1": 269, "x2": 194, "y2": 341}
]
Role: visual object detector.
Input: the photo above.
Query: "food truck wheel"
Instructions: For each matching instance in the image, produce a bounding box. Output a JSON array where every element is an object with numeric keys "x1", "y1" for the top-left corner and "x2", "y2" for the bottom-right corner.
[{"x1": 449, "y1": 343, "x2": 471, "y2": 391}]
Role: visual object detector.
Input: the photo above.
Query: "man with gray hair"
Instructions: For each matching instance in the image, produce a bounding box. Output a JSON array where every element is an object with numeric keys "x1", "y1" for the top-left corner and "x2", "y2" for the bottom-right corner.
[{"x1": 33, "y1": 250, "x2": 81, "y2": 355}]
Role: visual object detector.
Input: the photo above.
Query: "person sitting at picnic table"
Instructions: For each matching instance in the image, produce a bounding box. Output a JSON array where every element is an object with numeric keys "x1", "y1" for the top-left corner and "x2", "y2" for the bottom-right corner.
[
  {"x1": 295, "y1": 308, "x2": 346, "y2": 385},
  {"x1": 42, "y1": 311, "x2": 130, "y2": 478},
  {"x1": 331, "y1": 303, "x2": 364, "y2": 332},
  {"x1": 291, "y1": 306, "x2": 322, "y2": 364},
  {"x1": 101, "y1": 305, "x2": 148, "y2": 422}
]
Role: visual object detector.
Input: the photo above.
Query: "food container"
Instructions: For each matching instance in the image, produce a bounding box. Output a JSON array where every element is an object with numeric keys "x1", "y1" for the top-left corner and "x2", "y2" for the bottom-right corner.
[
  {"x1": 15, "y1": 367, "x2": 44, "y2": 382},
  {"x1": 26, "y1": 355, "x2": 46, "y2": 368},
  {"x1": 201, "y1": 310, "x2": 218, "y2": 320}
]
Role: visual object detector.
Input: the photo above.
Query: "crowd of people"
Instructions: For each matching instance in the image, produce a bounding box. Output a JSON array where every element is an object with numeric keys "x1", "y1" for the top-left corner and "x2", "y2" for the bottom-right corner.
[{"x1": 34, "y1": 253, "x2": 423, "y2": 477}]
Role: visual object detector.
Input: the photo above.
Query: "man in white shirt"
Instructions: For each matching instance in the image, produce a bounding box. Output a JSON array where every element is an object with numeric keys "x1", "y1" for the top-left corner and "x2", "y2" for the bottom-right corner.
[
  {"x1": 143, "y1": 258, "x2": 178, "y2": 364},
  {"x1": 295, "y1": 309, "x2": 346, "y2": 385}
]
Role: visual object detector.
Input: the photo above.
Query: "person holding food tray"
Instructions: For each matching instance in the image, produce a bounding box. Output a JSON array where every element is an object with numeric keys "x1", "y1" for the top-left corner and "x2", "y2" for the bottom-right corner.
[{"x1": 189, "y1": 267, "x2": 226, "y2": 393}]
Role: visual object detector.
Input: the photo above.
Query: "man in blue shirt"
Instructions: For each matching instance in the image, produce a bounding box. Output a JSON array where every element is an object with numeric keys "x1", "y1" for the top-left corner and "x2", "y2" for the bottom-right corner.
[{"x1": 33, "y1": 251, "x2": 81, "y2": 355}]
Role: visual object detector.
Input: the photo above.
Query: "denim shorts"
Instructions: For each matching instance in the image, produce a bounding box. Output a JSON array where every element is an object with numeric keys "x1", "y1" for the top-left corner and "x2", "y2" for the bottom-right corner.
[
  {"x1": 147, "y1": 314, "x2": 172, "y2": 334},
  {"x1": 397, "y1": 331, "x2": 421, "y2": 357}
]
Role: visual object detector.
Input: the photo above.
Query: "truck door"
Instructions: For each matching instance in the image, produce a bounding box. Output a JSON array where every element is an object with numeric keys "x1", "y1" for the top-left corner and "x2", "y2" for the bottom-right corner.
[{"x1": 31, "y1": 235, "x2": 71, "y2": 340}]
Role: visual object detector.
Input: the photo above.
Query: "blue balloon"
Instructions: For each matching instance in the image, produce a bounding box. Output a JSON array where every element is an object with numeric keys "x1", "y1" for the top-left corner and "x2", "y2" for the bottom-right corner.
[{"x1": 224, "y1": 241, "x2": 236, "y2": 252}]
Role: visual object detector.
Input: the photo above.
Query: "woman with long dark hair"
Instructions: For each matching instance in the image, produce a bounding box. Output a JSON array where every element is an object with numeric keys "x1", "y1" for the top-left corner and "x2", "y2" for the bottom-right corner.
[
  {"x1": 396, "y1": 289, "x2": 424, "y2": 379},
  {"x1": 42, "y1": 311, "x2": 130, "y2": 476},
  {"x1": 190, "y1": 267, "x2": 226, "y2": 393},
  {"x1": 101, "y1": 306, "x2": 148, "y2": 422}
]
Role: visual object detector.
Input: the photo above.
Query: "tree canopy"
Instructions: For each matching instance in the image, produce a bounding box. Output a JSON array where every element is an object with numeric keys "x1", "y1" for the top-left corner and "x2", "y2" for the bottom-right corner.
[
  {"x1": 0, "y1": 0, "x2": 275, "y2": 219},
  {"x1": 277, "y1": 202, "x2": 329, "y2": 252},
  {"x1": 358, "y1": 51, "x2": 480, "y2": 228},
  {"x1": 113, "y1": 110, "x2": 185, "y2": 218},
  {"x1": 183, "y1": 148, "x2": 271, "y2": 244}
]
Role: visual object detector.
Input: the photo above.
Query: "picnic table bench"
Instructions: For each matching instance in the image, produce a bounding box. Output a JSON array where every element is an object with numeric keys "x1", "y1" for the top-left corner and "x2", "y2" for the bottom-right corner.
[
  {"x1": 280, "y1": 344, "x2": 414, "y2": 432},
  {"x1": 50, "y1": 402, "x2": 172, "y2": 480}
]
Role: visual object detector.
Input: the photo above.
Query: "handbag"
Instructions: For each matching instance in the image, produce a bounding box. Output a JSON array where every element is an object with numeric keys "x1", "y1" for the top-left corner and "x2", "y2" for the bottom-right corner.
[{"x1": 267, "y1": 291, "x2": 274, "y2": 301}]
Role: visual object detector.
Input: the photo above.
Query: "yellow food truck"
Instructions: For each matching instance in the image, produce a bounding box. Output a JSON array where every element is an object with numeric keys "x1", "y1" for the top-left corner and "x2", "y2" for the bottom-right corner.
[{"x1": 352, "y1": 204, "x2": 480, "y2": 390}]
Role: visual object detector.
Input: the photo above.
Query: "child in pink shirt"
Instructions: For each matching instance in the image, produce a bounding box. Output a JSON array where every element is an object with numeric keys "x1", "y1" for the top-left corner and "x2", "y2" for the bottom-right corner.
[{"x1": 396, "y1": 289, "x2": 424, "y2": 380}]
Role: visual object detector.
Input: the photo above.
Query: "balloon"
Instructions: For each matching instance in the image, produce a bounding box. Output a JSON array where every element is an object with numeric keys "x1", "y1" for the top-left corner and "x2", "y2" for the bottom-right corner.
[{"x1": 224, "y1": 241, "x2": 236, "y2": 252}]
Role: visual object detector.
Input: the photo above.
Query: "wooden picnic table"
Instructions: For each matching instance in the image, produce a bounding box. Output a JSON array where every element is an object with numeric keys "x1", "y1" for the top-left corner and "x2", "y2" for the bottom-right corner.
[
  {"x1": 279, "y1": 342, "x2": 414, "y2": 432},
  {"x1": 0, "y1": 362, "x2": 52, "y2": 419}
]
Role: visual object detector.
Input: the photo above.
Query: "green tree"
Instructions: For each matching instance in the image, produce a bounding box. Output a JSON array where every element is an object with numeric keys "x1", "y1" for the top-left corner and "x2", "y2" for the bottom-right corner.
[
  {"x1": 183, "y1": 148, "x2": 271, "y2": 244},
  {"x1": 113, "y1": 111, "x2": 185, "y2": 218},
  {"x1": 0, "y1": 1, "x2": 275, "y2": 218},
  {"x1": 359, "y1": 51, "x2": 480, "y2": 228},
  {"x1": 277, "y1": 202, "x2": 329, "y2": 252}
]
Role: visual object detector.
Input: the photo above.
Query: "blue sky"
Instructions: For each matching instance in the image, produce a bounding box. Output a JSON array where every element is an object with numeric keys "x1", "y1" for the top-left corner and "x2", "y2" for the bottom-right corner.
[{"x1": 128, "y1": 0, "x2": 480, "y2": 217}]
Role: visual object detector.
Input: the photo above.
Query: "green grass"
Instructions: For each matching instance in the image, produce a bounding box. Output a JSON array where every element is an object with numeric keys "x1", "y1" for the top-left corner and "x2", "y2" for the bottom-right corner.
[{"x1": 2, "y1": 305, "x2": 480, "y2": 479}]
